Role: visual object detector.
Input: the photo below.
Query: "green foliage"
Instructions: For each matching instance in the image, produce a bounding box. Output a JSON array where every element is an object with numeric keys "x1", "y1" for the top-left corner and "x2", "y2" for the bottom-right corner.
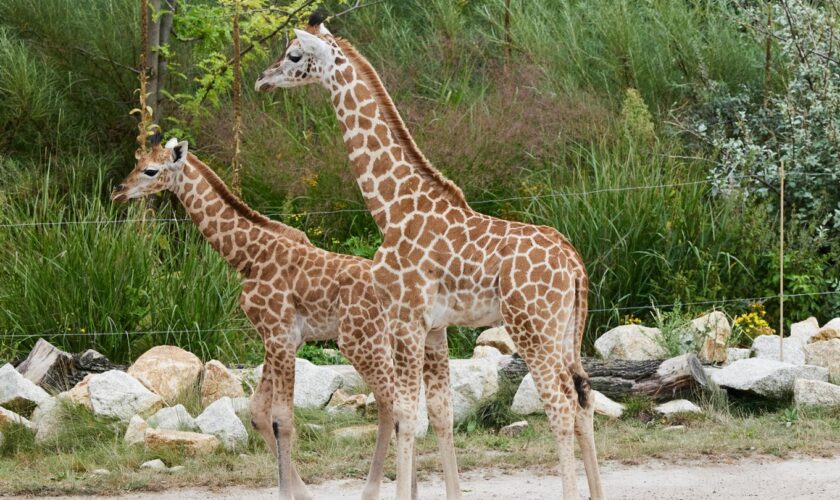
[
  {"x1": 652, "y1": 305, "x2": 696, "y2": 358},
  {"x1": 296, "y1": 343, "x2": 346, "y2": 365},
  {"x1": 0, "y1": 157, "x2": 260, "y2": 364},
  {"x1": 458, "y1": 377, "x2": 520, "y2": 432}
]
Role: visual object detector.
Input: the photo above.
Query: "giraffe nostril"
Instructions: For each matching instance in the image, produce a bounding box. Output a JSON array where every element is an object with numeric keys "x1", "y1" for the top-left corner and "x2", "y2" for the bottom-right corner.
[{"x1": 116, "y1": 184, "x2": 125, "y2": 192}]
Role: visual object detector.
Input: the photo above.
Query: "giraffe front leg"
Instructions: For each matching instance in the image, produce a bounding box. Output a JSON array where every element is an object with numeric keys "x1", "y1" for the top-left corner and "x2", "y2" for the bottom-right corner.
[
  {"x1": 423, "y1": 327, "x2": 462, "y2": 500},
  {"x1": 391, "y1": 323, "x2": 426, "y2": 500},
  {"x1": 264, "y1": 340, "x2": 300, "y2": 500}
]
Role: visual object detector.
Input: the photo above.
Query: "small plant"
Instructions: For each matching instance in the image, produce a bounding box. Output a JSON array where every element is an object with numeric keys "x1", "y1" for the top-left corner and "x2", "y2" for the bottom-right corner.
[
  {"x1": 621, "y1": 396, "x2": 656, "y2": 423},
  {"x1": 458, "y1": 378, "x2": 520, "y2": 433},
  {"x1": 732, "y1": 303, "x2": 775, "y2": 347},
  {"x1": 296, "y1": 343, "x2": 347, "y2": 365},
  {"x1": 621, "y1": 314, "x2": 642, "y2": 326},
  {"x1": 652, "y1": 305, "x2": 696, "y2": 358},
  {"x1": 780, "y1": 407, "x2": 799, "y2": 428}
]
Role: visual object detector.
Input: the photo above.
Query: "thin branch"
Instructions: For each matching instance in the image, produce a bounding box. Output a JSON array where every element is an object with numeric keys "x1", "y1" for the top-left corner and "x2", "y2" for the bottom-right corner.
[{"x1": 328, "y1": 0, "x2": 385, "y2": 20}]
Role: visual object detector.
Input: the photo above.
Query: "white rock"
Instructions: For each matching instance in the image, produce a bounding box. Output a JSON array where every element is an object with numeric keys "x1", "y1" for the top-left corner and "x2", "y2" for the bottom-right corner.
[
  {"x1": 804, "y1": 339, "x2": 840, "y2": 379},
  {"x1": 794, "y1": 378, "x2": 840, "y2": 407},
  {"x1": 127, "y1": 346, "x2": 203, "y2": 404},
  {"x1": 475, "y1": 327, "x2": 517, "y2": 355},
  {"x1": 511, "y1": 374, "x2": 542, "y2": 415},
  {"x1": 790, "y1": 317, "x2": 820, "y2": 343},
  {"x1": 124, "y1": 415, "x2": 147, "y2": 446},
  {"x1": 31, "y1": 397, "x2": 63, "y2": 443},
  {"x1": 88, "y1": 370, "x2": 163, "y2": 420},
  {"x1": 512, "y1": 376, "x2": 623, "y2": 418},
  {"x1": 752, "y1": 335, "x2": 805, "y2": 365},
  {"x1": 0, "y1": 406, "x2": 34, "y2": 430},
  {"x1": 711, "y1": 358, "x2": 828, "y2": 398},
  {"x1": 327, "y1": 364, "x2": 365, "y2": 391},
  {"x1": 472, "y1": 345, "x2": 503, "y2": 361},
  {"x1": 57, "y1": 373, "x2": 96, "y2": 410},
  {"x1": 499, "y1": 420, "x2": 529, "y2": 437},
  {"x1": 593, "y1": 390, "x2": 624, "y2": 418},
  {"x1": 692, "y1": 312, "x2": 731, "y2": 364},
  {"x1": 0, "y1": 363, "x2": 51, "y2": 415},
  {"x1": 168, "y1": 465, "x2": 185, "y2": 473},
  {"x1": 810, "y1": 318, "x2": 840, "y2": 343},
  {"x1": 725, "y1": 348, "x2": 751, "y2": 365},
  {"x1": 147, "y1": 404, "x2": 197, "y2": 431},
  {"x1": 140, "y1": 459, "x2": 168, "y2": 471},
  {"x1": 200, "y1": 360, "x2": 245, "y2": 406},
  {"x1": 144, "y1": 428, "x2": 220, "y2": 455},
  {"x1": 655, "y1": 399, "x2": 702, "y2": 415},
  {"x1": 293, "y1": 358, "x2": 343, "y2": 409},
  {"x1": 91, "y1": 469, "x2": 110, "y2": 476},
  {"x1": 594, "y1": 325, "x2": 666, "y2": 360},
  {"x1": 449, "y1": 359, "x2": 499, "y2": 425},
  {"x1": 333, "y1": 424, "x2": 378, "y2": 439},
  {"x1": 230, "y1": 397, "x2": 251, "y2": 421},
  {"x1": 194, "y1": 397, "x2": 248, "y2": 450}
]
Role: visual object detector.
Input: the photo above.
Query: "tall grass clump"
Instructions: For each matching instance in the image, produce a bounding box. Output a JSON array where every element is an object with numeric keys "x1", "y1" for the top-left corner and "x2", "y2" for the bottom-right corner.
[{"x1": 0, "y1": 156, "x2": 260, "y2": 364}]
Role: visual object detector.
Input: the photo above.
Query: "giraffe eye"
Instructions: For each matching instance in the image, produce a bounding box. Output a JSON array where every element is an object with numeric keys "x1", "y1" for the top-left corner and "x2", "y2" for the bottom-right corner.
[
  {"x1": 142, "y1": 168, "x2": 159, "y2": 177},
  {"x1": 288, "y1": 51, "x2": 302, "y2": 63}
]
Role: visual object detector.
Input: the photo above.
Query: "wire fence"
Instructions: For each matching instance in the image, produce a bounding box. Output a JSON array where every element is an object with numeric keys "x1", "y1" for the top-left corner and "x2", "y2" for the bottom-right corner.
[
  {"x1": 0, "y1": 168, "x2": 837, "y2": 349},
  {"x1": 0, "y1": 170, "x2": 836, "y2": 230},
  {"x1": 2, "y1": 289, "x2": 838, "y2": 340}
]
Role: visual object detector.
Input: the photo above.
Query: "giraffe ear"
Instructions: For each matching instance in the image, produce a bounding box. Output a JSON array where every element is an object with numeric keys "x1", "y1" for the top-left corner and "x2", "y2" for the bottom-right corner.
[
  {"x1": 171, "y1": 140, "x2": 188, "y2": 166},
  {"x1": 294, "y1": 29, "x2": 330, "y2": 60}
]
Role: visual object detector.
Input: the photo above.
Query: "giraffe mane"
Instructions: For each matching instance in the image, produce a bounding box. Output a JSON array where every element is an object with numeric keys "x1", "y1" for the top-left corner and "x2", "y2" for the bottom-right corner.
[
  {"x1": 185, "y1": 154, "x2": 311, "y2": 246},
  {"x1": 335, "y1": 37, "x2": 468, "y2": 208}
]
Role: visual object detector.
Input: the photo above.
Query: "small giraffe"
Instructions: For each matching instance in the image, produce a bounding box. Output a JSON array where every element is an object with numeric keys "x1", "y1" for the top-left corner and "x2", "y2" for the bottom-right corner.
[
  {"x1": 112, "y1": 136, "x2": 396, "y2": 500},
  {"x1": 256, "y1": 19, "x2": 605, "y2": 500}
]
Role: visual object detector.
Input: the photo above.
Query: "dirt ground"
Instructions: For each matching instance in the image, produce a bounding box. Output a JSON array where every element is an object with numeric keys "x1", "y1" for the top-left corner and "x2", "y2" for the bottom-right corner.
[{"x1": 47, "y1": 456, "x2": 840, "y2": 499}]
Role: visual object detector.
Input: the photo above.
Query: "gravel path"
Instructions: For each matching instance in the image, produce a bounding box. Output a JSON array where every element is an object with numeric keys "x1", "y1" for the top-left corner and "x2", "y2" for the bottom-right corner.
[{"x1": 51, "y1": 456, "x2": 840, "y2": 499}]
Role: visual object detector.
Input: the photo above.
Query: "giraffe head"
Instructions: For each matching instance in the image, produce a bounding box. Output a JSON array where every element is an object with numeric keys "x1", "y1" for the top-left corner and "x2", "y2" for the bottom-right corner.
[
  {"x1": 255, "y1": 16, "x2": 337, "y2": 92},
  {"x1": 111, "y1": 134, "x2": 188, "y2": 202}
]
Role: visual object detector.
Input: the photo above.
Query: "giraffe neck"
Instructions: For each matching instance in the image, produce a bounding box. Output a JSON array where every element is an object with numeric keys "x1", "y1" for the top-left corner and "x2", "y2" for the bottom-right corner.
[
  {"x1": 327, "y1": 38, "x2": 470, "y2": 231},
  {"x1": 173, "y1": 154, "x2": 310, "y2": 275}
]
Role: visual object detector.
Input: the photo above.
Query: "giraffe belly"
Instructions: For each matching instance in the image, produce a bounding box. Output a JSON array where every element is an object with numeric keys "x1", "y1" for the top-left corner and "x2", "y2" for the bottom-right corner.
[{"x1": 428, "y1": 292, "x2": 502, "y2": 330}]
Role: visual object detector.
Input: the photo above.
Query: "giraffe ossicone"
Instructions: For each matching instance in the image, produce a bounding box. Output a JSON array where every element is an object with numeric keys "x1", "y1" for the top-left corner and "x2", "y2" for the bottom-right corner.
[{"x1": 258, "y1": 19, "x2": 606, "y2": 500}]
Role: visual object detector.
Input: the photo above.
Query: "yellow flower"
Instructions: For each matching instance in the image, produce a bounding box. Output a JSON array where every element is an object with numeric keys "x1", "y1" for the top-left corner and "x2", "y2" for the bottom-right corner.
[{"x1": 621, "y1": 314, "x2": 642, "y2": 326}]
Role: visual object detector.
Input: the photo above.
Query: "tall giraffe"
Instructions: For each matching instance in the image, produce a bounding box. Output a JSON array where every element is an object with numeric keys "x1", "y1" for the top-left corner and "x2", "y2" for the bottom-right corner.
[
  {"x1": 256, "y1": 20, "x2": 605, "y2": 500},
  {"x1": 112, "y1": 136, "x2": 396, "y2": 500}
]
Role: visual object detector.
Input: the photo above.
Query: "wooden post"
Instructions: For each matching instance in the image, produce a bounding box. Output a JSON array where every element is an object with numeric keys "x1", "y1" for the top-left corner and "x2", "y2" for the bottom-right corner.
[
  {"x1": 231, "y1": 0, "x2": 243, "y2": 195},
  {"x1": 779, "y1": 160, "x2": 785, "y2": 361}
]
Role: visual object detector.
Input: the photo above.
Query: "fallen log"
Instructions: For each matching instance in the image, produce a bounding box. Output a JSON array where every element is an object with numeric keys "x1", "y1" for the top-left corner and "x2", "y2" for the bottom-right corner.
[{"x1": 501, "y1": 353, "x2": 707, "y2": 401}]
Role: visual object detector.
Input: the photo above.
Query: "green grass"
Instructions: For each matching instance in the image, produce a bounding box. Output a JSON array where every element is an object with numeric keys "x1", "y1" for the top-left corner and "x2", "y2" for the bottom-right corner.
[{"x1": 1, "y1": 400, "x2": 838, "y2": 495}]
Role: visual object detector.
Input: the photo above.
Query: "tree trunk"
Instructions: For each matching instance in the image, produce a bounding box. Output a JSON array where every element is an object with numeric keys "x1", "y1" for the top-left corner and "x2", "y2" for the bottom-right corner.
[
  {"x1": 145, "y1": 0, "x2": 162, "y2": 121},
  {"x1": 501, "y1": 353, "x2": 707, "y2": 401}
]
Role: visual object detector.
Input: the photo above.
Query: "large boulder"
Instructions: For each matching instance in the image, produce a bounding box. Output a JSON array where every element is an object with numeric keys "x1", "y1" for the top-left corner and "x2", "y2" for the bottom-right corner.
[
  {"x1": 127, "y1": 346, "x2": 203, "y2": 404},
  {"x1": 14, "y1": 339, "x2": 77, "y2": 392},
  {"x1": 0, "y1": 363, "x2": 51, "y2": 416},
  {"x1": 810, "y1": 318, "x2": 840, "y2": 344},
  {"x1": 195, "y1": 397, "x2": 248, "y2": 450},
  {"x1": 472, "y1": 345, "x2": 504, "y2": 361},
  {"x1": 144, "y1": 428, "x2": 220, "y2": 455},
  {"x1": 752, "y1": 335, "x2": 805, "y2": 365},
  {"x1": 200, "y1": 360, "x2": 245, "y2": 406},
  {"x1": 449, "y1": 359, "x2": 499, "y2": 425},
  {"x1": 147, "y1": 404, "x2": 197, "y2": 431},
  {"x1": 88, "y1": 370, "x2": 163, "y2": 420},
  {"x1": 512, "y1": 375, "x2": 623, "y2": 418},
  {"x1": 327, "y1": 364, "x2": 364, "y2": 392},
  {"x1": 57, "y1": 373, "x2": 96, "y2": 410},
  {"x1": 594, "y1": 325, "x2": 666, "y2": 361},
  {"x1": 475, "y1": 327, "x2": 517, "y2": 355},
  {"x1": 293, "y1": 358, "x2": 343, "y2": 409},
  {"x1": 794, "y1": 378, "x2": 840, "y2": 407},
  {"x1": 691, "y1": 312, "x2": 731, "y2": 364},
  {"x1": 711, "y1": 358, "x2": 828, "y2": 398},
  {"x1": 790, "y1": 317, "x2": 820, "y2": 344},
  {"x1": 804, "y1": 339, "x2": 840, "y2": 379}
]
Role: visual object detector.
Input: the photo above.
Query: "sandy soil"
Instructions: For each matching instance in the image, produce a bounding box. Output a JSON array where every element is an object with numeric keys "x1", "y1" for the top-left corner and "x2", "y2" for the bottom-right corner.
[{"x1": 48, "y1": 456, "x2": 840, "y2": 499}]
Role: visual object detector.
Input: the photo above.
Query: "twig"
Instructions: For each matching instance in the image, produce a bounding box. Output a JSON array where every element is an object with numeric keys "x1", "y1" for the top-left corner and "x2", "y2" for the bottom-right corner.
[{"x1": 329, "y1": 0, "x2": 385, "y2": 20}]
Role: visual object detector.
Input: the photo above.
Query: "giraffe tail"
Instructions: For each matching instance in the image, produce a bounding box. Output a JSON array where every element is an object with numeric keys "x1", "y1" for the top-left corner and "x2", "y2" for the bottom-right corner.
[{"x1": 571, "y1": 271, "x2": 591, "y2": 409}]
